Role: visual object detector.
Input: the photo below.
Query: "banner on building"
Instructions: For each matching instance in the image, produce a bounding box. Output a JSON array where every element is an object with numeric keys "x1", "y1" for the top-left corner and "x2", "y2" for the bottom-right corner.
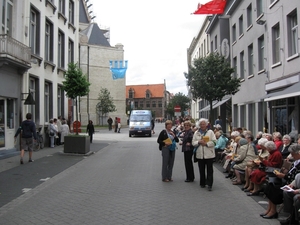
[
  {"x1": 109, "y1": 60, "x2": 128, "y2": 80},
  {"x1": 193, "y1": 0, "x2": 226, "y2": 15}
]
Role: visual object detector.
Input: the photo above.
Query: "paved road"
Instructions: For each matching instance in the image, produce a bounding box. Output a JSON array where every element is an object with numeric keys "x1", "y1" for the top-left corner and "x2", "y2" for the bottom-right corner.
[{"x1": 0, "y1": 123, "x2": 280, "y2": 224}]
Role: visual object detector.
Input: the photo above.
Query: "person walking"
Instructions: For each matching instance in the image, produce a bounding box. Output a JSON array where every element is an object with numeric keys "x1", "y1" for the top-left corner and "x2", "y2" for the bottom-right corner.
[
  {"x1": 107, "y1": 117, "x2": 113, "y2": 131},
  {"x1": 87, "y1": 120, "x2": 95, "y2": 143},
  {"x1": 48, "y1": 119, "x2": 58, "y2": 148},
  {"x1": 192, "y1": 118, "x2": 217, "y2": 191},
  {"x1": 157, "y1": 120, "x2": 179, "y2": 182},
  {"x1": 114, "y1": 117, "x2": 118, "y2": 133},
  {"x1": 151, "y1": 118, "x2": 155, "y2": 134},
  {"x1": 179, "y1": 120, "x2": 195, "y2": 182},
  {"x1": 14, "y1": 113, "x2": 37, "y2": 164},
  {"x1": 117, "y1": 121, "x2": 121, "y2": 133}
]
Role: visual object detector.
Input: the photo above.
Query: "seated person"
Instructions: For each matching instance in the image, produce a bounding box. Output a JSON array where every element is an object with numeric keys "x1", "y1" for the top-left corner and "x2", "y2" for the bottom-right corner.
[
  {"x1": 214, "y1": 130, "x2": 228, "y2": 162},
  {"x1": 261, "y1": 144, "x2": 300, "y2": 219},
  {"x1": 243, "y1": 137, "x2": 269, "y2": 192},
  {"x1": 279, "y1": 134, "x2": 292, "y2": 159},
  {"x1": 248, "y1": 141, "x2": 282, "y2": 196},
  {"x1": 232, "y1": 138, "x2": 257, "y2": 185},
  {"x1": 280, "y1": 173, "x2": 300, "y2": 224}
]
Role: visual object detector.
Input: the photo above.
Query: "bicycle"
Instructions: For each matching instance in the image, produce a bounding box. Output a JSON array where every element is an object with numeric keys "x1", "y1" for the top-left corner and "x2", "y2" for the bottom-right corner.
[{"x1": 34, "y1": 129, "x2": 44, "y2": 151}]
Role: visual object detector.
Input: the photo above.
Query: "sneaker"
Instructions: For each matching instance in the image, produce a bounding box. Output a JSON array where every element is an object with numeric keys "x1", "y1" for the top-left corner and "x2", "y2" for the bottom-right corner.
[
  {"x1": 28, "y1": 159, "x2": 34, "y2": 163},
  {"x1": 20, "y1": 159, "x2": 24, "y2": 164}
]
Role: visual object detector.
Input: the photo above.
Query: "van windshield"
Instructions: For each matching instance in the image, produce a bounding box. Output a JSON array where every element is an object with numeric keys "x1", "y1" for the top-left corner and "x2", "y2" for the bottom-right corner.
[{"x1": 130, "y1": 115, "x2": 151, "y2": 122}]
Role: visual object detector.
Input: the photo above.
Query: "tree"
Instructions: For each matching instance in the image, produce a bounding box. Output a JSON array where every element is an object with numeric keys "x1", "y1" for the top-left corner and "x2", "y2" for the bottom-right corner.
[
  {"x1": 96, "y1": 88, "x2": 116, "y2": 125},
  {"x1": 186, "y1": 53, "x2": 240, "y2": 123},
  {"x1": 63, "y1": 63, "x2": 90, "y2": 134},
  {"x1": 166, "y1": 92, "x2": 190, "y2": 118}
]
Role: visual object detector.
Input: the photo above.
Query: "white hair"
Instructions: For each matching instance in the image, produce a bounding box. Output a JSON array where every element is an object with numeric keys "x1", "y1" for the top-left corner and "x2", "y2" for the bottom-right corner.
[
  {"x1": 257, "y1": 137, "x2": 268, "y2": 146},
  {"x1": 199, "y1": 118, "x2": 208, "y2": 126}
]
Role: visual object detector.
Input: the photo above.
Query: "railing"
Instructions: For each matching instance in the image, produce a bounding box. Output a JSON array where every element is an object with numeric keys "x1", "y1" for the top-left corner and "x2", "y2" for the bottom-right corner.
[{"x1": 0, "y1": 34, "x2": 31, "y2": 65}]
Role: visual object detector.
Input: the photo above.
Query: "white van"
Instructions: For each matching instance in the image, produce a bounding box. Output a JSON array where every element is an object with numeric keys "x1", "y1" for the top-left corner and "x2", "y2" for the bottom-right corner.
[{"x1": 129, "y1": 110, "x2": 152, "y2": 137}]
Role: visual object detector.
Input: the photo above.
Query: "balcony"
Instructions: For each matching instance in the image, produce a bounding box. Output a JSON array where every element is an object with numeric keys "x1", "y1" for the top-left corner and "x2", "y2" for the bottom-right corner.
[{"x1": 0, "y1": 34, "x2": 31, "y2": 73}]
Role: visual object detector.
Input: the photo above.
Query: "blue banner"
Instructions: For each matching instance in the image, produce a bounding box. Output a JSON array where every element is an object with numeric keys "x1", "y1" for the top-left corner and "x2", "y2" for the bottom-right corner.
[{"x1": 109, "y1": 60, "x2": 128, "y2": 80}]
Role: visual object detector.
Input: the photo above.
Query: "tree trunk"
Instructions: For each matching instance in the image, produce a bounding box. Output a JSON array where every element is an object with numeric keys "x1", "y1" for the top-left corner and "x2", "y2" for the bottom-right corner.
[{"x1": 75, "y1": 98, "x2": 79, "y2": 135}]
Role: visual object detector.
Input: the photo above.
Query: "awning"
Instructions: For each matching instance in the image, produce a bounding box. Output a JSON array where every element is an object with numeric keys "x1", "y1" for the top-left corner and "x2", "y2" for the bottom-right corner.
[
  {"x1": 264, "y1": 82, "x2": 300, "y2": 102},
  {"x1": 198, "y1": 96, "x2": 231, "y2": 112}
]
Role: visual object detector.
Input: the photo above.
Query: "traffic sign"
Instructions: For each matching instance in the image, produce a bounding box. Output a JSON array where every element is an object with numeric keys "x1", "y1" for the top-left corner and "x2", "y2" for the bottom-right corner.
[{"x1": 174, "y1": 105, "x2": 181, "y2": 112}]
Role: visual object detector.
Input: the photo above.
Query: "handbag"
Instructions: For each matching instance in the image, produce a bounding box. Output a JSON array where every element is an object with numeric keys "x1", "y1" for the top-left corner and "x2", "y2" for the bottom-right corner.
[
  {"x1": 168, "y1": 140, "x2": 177, "y2": 151},
  {"x1": 49, "y1": 131, "x2": 55, "y2": 137},
  {"x1": 193, "y1": 146, "x2": 199, "y2": 163}
]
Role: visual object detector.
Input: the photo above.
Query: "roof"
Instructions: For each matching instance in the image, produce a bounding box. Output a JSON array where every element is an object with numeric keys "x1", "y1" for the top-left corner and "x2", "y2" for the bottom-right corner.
[
  {"x1": 126, "y1": 84, "x2": 165, "y2": 98},
  {"x1": 81, "y1": 23, "x2": 111, "y2": 47},
  {"x1": 79, "y1": 0, "x2": 90, "y2": 24}
]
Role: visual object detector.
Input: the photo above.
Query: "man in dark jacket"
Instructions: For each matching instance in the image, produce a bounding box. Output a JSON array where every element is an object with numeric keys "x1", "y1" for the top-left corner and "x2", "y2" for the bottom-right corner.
[{"x1": 14, "y1": 113, "x2": 37, "y2": 164}]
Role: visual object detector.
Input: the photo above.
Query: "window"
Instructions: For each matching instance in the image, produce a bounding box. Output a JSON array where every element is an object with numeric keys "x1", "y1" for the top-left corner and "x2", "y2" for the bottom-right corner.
[
  {"x1": 214, "y1": 35, "x2": 217, "y2": 51},
  {"x1": 30, "y1": 7, "x2": 40, "y2": 55},
  {"x1": 68, "y1": 0, "x2": 74, "y2": 25},
  {"x1": 152, "y1": 101, "x2": 156, "y2": 107},
  {"x1": 258, "y1": 35, "x2": 264, "y2": 71},
  {"x1": 287, "y1": 11, "x2": 298, "y2": 57},
  {"x1": 146, "y1": 90, "x2": 151, "y2": 98},
  {"x1": 232, "y1": 24, "x2": 236, "y2": 43},
  {"x1": 146, "y1": 101, "x2": 150, "y2": 108},
  {"x1": 45, "y1": 83, "x2": 50, "y2": 122},
  {"x1": 28, "y1": 78, "x2": 36, "y2": 119},
  {"x1": 272, "y1": 23, "x2": 280, "y2": 64},
  {"x1": 57, "y1": 86, "x2": 64, "y2": 117},
  {"x1": 210, "y1": 41, "x2": 213, "y2": 52},
  {"x1": 129, "y1": 89, "x2": 134, "y2": 98},
  {"x1": 6, "y1": 98, "x2": 14, "y2": 129},
  {"x1": 158, "y1": 101, "x2": 162, "y2": 107},
  {"x1": 58, "y1": 0, "x2": 65, "y2": 14},
  {"x1": 204, "y1": 39, "x2": 206, "y2": 55},
  {"x1": 140, "y1": 102, "x2": 144, "y2": 108},
  {"x1": 233, "y1": 57, "x2": 237, "y2": 79},
  {"x1": 247, "y1": 4, "x2": 252, "y2": 28},
  {"x1": 239, "y1": 15, "x2": 244, "y2": 36},
  {"x1": 58, "y1": 30, "x2": 65, "y2": 68},
  {"x1": 45, "y1": 19, "x2": 54, "y2": 62},
  {"x1": 1, "y1": 0, "x2": 13, "y2": 35},
  {"x1": 240, "y1": 51, "x2": 244, "y2": 79},
  {"x1": 256, "y1": 0, "x2": 263, "y2": 18},
  {"x1": 134, "y1": 101, "x2": 138, "y2": 109},
  {"x1": 248, "y1": 44, "x2": 253, "y2": 76},
  {"x1": 68, "y1": 38, "x2": 74, "y2": 63}
]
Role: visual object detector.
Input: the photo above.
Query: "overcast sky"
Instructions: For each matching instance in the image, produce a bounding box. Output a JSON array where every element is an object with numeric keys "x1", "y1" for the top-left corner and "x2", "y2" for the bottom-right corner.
[{"x1": 91, "y1": 0, "x2": 210, "y2": 95}]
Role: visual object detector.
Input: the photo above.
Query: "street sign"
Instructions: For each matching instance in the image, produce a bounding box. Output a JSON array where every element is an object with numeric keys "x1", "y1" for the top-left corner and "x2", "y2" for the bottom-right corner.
[{"x1": 174, "y1": 105, "x2": 181, "y2": 112}]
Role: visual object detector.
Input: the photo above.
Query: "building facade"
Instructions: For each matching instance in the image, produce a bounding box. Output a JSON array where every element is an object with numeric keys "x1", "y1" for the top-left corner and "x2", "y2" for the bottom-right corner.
[
  {"x1": 187, "y1": 0, "x2": 300, "y2": 139},
  {"x1": 126, "y1": 83, "x2": 167, "y2": 119}
]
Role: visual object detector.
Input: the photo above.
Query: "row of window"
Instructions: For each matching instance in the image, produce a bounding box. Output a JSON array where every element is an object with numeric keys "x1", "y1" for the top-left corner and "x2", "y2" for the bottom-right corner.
[
  {"x1": 128, "y1": 101, "x2": 163, "y2": 109},
  {"x1": 128, "y1": 89, "x2": 153, "y2": 99},
  {"x1": 29, "y1": 77, "x2": 65, "y2": 123},
  {"x1": 232, "y1": 8, "x2": 298, "y2": 80},
  {"x1": 30, "y1": 3, "x2": 75, "y2": 69}
]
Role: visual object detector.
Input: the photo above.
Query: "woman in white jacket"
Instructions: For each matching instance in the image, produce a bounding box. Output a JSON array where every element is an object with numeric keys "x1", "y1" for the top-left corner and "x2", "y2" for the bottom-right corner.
[{"x1": 192, "y1": 118, "x2": 217, "y2": 191}]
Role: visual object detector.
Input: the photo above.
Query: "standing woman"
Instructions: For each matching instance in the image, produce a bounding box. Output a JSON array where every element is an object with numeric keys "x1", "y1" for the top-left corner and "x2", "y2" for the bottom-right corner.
[
  {"x1": 157, "y1": 120, "x2": 179, "y2": 182},
  {"x1": 86, "y1": 120, "x2": 95, "y2": 143},
  {"x1": 192, "y1": 118, "x2": 217, "y2": 191},
  {"x1": 180, "y1": 120, "x2": 195, "y2": 182},
  {"x1": 48, "y1": 119, "x2": 57, "y2": 148},
  {"x1": 60, "y1": 120, "x2": 70, "y2": 145}
]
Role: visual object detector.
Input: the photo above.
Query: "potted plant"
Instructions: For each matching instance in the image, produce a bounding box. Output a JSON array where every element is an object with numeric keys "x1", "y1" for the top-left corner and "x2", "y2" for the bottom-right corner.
[{"x1": 62, "y1": 63, "x2": 91, "y2": 154}]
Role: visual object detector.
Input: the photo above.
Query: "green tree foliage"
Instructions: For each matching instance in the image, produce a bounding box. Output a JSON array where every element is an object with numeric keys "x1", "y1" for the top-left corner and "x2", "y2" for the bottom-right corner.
[
  {"x1": 166, "y1": 92, "x2": 190, "y2": 118},
  {"x1": 96, "y1": 88, "x2": 116, "y2": 116},
  {"x1": 186, "y1": 53, "x2": 240, "y2": 123},
  {"x1": 63, "y1": 63, "x2": 90, "y2": 133}
]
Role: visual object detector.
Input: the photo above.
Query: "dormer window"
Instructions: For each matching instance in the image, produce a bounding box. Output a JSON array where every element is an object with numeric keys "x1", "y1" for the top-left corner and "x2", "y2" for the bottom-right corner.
[
  {"x1": 146, "y1": 90, "x2": 151, "y2": 98},
  {"x1": 129, "y1": 88, "x2": 134, "y2": 98}
]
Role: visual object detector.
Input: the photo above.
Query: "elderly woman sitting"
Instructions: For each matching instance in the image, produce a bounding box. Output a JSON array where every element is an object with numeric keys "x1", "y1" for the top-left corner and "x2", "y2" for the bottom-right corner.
[
  {"x1": 248, "y1": 141, "x2": 282, "y2": 196},
  {"x1": 279, "y1": 134, "x2": 292, "y2": 159},
  {"x1": 231, "y1": 138, "x2": 257, "y2": 185},
  {"x1": 261, "y1": 144, "x2": 300, "y2": 219},
  {"x1": 243, "y1": 137, "x2": 269, "y2": 192}
]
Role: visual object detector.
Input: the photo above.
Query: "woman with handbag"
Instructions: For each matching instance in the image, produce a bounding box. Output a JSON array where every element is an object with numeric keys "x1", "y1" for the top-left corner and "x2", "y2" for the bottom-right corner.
[
  {"x1": 248, "y1": 141, "x2": 282, "y2": 196},
  {"x1": 179, "y1": 120, "x2": 195, "y2": 182},
  {"x1": 192, "y1": 118, "x2": 217, "y2": 191},
  {"x1": 261, "y1": 144, "x2": 300, "y2": 219},
  {"x1": 157, "y1": 120, "x2": 179, "y2": 182}
]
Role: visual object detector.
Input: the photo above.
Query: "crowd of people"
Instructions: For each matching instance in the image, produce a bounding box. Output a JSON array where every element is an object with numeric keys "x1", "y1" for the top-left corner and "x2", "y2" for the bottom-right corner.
[{"x1": 157, "y1": 117, "x2": 300, "y2": 224}]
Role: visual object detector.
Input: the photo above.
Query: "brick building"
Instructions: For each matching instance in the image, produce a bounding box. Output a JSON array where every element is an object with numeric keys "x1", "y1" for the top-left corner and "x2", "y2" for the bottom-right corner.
[{"x1": 126, "y1": 84, "x2": 168, "y2": 119}]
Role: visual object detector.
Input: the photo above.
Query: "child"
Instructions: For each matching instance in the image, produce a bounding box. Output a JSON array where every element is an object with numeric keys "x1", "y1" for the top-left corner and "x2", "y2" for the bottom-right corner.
[{"x1": 117, "y1": 121, "x2": 121, "y2": 133}]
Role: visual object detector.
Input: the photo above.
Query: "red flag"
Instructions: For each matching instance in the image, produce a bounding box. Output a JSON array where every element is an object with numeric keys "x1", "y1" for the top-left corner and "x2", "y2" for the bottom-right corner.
[{"x1": 193, "y1": 0, "x2": 226, "y2": 15}]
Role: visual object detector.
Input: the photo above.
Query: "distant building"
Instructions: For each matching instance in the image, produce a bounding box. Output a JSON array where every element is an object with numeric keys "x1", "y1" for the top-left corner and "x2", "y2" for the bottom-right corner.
[{"x1": 126, "y1": 84, "x2": 168, "y2": 119}]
